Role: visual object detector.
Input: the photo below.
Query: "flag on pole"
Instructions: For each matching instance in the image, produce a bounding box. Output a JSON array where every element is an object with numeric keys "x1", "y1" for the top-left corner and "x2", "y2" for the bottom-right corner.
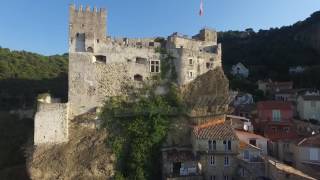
[{"x1": 199, "y1": 0, "x2": 204, "y2": 16}]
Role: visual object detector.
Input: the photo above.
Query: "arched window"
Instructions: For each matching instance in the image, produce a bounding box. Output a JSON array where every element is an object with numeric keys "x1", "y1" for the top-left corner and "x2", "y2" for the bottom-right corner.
[
  {"x1": 87, "y1": 47, "x2": 94, "y2": 53},
  {"x1": 134, "y1": 74, "x2": 143, "y2": 81}
]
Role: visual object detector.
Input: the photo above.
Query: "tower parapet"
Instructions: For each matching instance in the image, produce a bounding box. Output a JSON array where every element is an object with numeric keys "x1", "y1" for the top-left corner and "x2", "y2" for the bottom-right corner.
[{"x1": 69, "y1": 4, "x2": 107, "y2": 53}]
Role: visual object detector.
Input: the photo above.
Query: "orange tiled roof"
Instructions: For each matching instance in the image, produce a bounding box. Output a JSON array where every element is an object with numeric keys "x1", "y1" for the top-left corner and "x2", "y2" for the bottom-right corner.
[
  {"x1": 257, "y1": 101, "x2": 292, "y2": 110},
  {"x1": 193, "y1": 120, "x2": 238, "y2": 140},
  {"x1": 297, "y1": 134, "x2": 320, "y2": 148}
]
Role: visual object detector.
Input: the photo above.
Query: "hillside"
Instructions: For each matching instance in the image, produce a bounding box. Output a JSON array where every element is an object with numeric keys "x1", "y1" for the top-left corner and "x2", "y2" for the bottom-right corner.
[
  {"x1": 0, "y1": 48, "x2": 68, "y2": 179},
  {"x1": 0, "y1": 47, "x2": 68, "y2": 109},
  {"x1": 219, "y1": 11, "x2": 320, "y2": 86}
]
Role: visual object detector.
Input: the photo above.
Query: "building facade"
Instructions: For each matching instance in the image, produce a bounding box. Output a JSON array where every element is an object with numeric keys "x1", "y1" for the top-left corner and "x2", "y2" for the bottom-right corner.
[
  {"x1": 255, "y1": 101, "x2": 297, "y2": 141},
  {"x1": 297, "y1": 93, "x2": 320, "y2": 122}
]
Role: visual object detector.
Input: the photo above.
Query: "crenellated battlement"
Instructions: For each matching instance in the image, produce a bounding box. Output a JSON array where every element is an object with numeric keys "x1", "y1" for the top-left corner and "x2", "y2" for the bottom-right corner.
[{"x1": 69, "y1": 4, "x2": 106, "y2": 15}]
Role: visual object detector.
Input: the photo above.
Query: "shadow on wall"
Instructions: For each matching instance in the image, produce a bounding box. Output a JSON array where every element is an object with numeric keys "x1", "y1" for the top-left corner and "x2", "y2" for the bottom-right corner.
[{"x1": 0, "y1": 74, "x2": 68, "y2": 110}]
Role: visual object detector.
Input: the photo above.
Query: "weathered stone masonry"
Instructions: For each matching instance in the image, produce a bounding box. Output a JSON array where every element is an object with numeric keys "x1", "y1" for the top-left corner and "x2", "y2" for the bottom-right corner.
[{"x1": 34, "y1": 4, "x2": 223, "y2": 144}]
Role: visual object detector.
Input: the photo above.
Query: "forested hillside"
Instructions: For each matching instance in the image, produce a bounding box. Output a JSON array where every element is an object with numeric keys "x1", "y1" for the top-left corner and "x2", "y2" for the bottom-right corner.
[
  {"x1": 219, "y1": 11, "x2": 320, "y2": 89},
  {"x1": 0, "y1": 47, "x2": 68, "y2": 110}
]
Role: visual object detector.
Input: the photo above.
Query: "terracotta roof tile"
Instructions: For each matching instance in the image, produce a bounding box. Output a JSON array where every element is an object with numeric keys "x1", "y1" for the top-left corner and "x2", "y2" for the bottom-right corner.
[
  {"x1": 257, "y1": 101, "x2": 293, "y2": 110},
  {"x1": 297, "y1": 134, "x2": 320, "y2": 148},
  {"x1": 193, "y1": 120, "x2": 238, "y2": 140}
]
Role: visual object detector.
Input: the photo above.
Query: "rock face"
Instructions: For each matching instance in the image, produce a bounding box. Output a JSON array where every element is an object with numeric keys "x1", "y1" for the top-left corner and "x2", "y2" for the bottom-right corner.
[
  {"x1": 28, "y1": 117, "x2": 115, "y2": 180},
  {"x1": 181, "y1": 67, "x2": 230, "y2": 119}
]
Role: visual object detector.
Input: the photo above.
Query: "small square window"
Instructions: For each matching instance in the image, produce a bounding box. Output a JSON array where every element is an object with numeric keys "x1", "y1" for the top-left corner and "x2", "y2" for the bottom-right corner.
[{"x1": 189, "y1": 59, "x2": 193, "y2": 65}]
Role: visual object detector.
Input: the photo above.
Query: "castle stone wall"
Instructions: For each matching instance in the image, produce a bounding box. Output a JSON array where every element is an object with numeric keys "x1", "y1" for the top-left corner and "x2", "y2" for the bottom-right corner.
[
  {"x1": 171, "y1": 46, "x2": 221, "y2": 85},
  {"x1": 68, "y1": 46, "x2": 161, "y2": 117},
  {"x1": 34, "y1": 103, "x2": 69, "y2": 144}
]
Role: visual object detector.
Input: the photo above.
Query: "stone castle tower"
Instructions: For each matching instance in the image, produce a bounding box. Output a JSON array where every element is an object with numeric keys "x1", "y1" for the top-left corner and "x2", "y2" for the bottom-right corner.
[
  {"x1": 34, "y1": 4, "x2": 224, "y2": 145},
  {"x1": 69, "y1": 4, "x2": 107, "y2": 53}
]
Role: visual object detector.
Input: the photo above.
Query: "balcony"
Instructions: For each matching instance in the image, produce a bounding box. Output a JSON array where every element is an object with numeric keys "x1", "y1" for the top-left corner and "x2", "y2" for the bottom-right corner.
[{"x1": 206, "y1": 149, "x2": 238, "y2": 155}]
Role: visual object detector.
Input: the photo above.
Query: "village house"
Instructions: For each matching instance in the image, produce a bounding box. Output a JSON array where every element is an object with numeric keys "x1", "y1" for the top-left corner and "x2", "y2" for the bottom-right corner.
[
  {"x1": 235, "y1": 130, "x2": 269, "y2": 155},
  {"x1": 258, "y1": 80, "x2": 293, "y2": 95},
  {"x1": 277, "y1": 134, "x2": 320, "y2": 178},
  {"x1": 297, "y1": 91, "x2": 320, "y2": 123},
  {"x1": 231, "y1": 62, "x2": 249, "y2": 78},
  {"x1": 255, "y1": 101, "x2": 298, "y2": 158},
  {"x1": 289, "y1": 66, "x2": 305, "y2": 74},
  {"x1": 191, "y1": 119, "x2": 239, "y2": 180},
  {"x1": 255, "y1": 101, "x2": 297, "y2": 141},
  {"x1": 236, "y1": 141, "x2": 266, "y2": 180},
  {"x1": 226, "y1": 115, "x2": 254, "y2": 132},
  {"x1": 231, "y1": 104, "x2": 256, "y2": 120},
  {"x1": 232, "y1": 92, "x2": 254, "y2": 107},
  {"x1": 274, "y1": 89, "x2": 299, "y2": 102},
  {"x1": 294, "y1": 119, "x2": 320, "y2": 137}
]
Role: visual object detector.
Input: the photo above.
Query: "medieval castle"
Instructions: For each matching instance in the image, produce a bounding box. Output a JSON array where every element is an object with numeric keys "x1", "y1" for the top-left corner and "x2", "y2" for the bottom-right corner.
[{"x1": 34, "y1": 4, "x2": 222, "y2": 145}]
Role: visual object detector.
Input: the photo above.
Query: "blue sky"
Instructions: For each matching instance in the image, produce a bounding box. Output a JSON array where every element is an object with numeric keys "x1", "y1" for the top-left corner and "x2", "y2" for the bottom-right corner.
[{"x1": 0, "y1": 0, "x2": 319, "y2": 55}]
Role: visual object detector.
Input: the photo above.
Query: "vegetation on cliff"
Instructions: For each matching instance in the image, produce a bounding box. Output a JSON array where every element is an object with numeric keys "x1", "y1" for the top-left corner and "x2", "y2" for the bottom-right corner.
[{"x1": 100, "y1": 84, "x2": 183, "y2": 180}]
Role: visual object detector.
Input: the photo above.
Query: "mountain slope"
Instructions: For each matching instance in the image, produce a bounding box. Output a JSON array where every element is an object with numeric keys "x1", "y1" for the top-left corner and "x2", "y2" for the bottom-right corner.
[{"x1": 218, "y1": 11, "x2": 320, "y2": 82}]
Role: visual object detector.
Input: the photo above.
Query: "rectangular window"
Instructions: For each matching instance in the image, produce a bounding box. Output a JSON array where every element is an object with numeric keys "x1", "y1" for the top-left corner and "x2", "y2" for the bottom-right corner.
[
  {"x1": 150, "y1": 60, "x2": 160, "y2": 73},
  {"x1": 210, "y1": 176, "x2": 216, "y2": 180},
  {"x1": 223, "y1": 140, "x2": 227, "y2": 151},
  {"x1": 284, "y1": 127, "x2": 290, "y2": 134},
  {"x1": 212, "y1": 140, "x2": 216, "y2": 150},
  {"x1": 241, "y1": 168, "x2": 245, "y2": 177},
  {"x1": 272, "y1": 110, "x2": 281, "y2": 121},
  {"x1": 189, "y1": 59, "x2": 193, "y2": 65},
  {"x1": 209, "y1": 155, "x2": 215, "y2": 166},
  {"x1": 188, "y1": 71, "x2": 193, "y2": 78},
  {"x1": 208, "y1": 140, "x2": 212, "y2": 151},
  {"x1": 310, "y1": 148, "x2": 319, "y2": 161},
  {"x1": 224, "y1": 175, "x2": 229, "y2": 180},
  {"x1": 228, "y1": 140, "x2": 232, "y2": 150},
  {"x1": 311, "y1": 101, "x2": 316, "y2": 108},
  {"x1": 244, "y1": 150, "x2": 250, "y2": 160},
  {"x1": 224, "y1": 156, "x2": 229, "y2": 166}
]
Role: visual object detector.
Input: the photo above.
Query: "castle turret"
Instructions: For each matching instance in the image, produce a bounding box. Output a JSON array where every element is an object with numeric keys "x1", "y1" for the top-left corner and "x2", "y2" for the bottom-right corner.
[{"x1": 69, "y1": 4, "x2": 107, "y2": 53}]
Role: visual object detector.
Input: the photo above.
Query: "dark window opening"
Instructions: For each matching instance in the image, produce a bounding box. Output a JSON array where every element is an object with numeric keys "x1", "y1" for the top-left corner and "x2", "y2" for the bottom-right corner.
[
  {"x1": 134, "y1": 74, "x2": 143, "y2": 81},
  {"x1": 81, "y1": 24, "x2": 85, "y2": 28},
  {"x1": 136, "y1": 42, "x2": 142, "y2": 48},
  {"x1": 206, "y1": 62, "x2": 211, "y2": 69},
  {"x1": 249, "y1": 139, "x2": 256, "y2": 146},
  {"x1": 136, "y1": 57, "x2": 147, "y2": 64},
  {"x1": 75, "y1": 33, "x2": 85, "y2": 52},
  {"x1": 227, "y1": 140, "x2": 232, "y2": 150},
  {"x1": 87, "y1": 47, "x2": 94, "y2": 53},
  {"x1": 95, "y1": 55, "x2": 107, "y2": 63},
  {"x1": 173, "y1": 162, "x2": 181, "y2": 175},
  {"x1": 149, "y1": 42, "x2": 155, "y2": 47},
  {"x1": 97, "y1": 39, "x2": 100, "y2": 43}
]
